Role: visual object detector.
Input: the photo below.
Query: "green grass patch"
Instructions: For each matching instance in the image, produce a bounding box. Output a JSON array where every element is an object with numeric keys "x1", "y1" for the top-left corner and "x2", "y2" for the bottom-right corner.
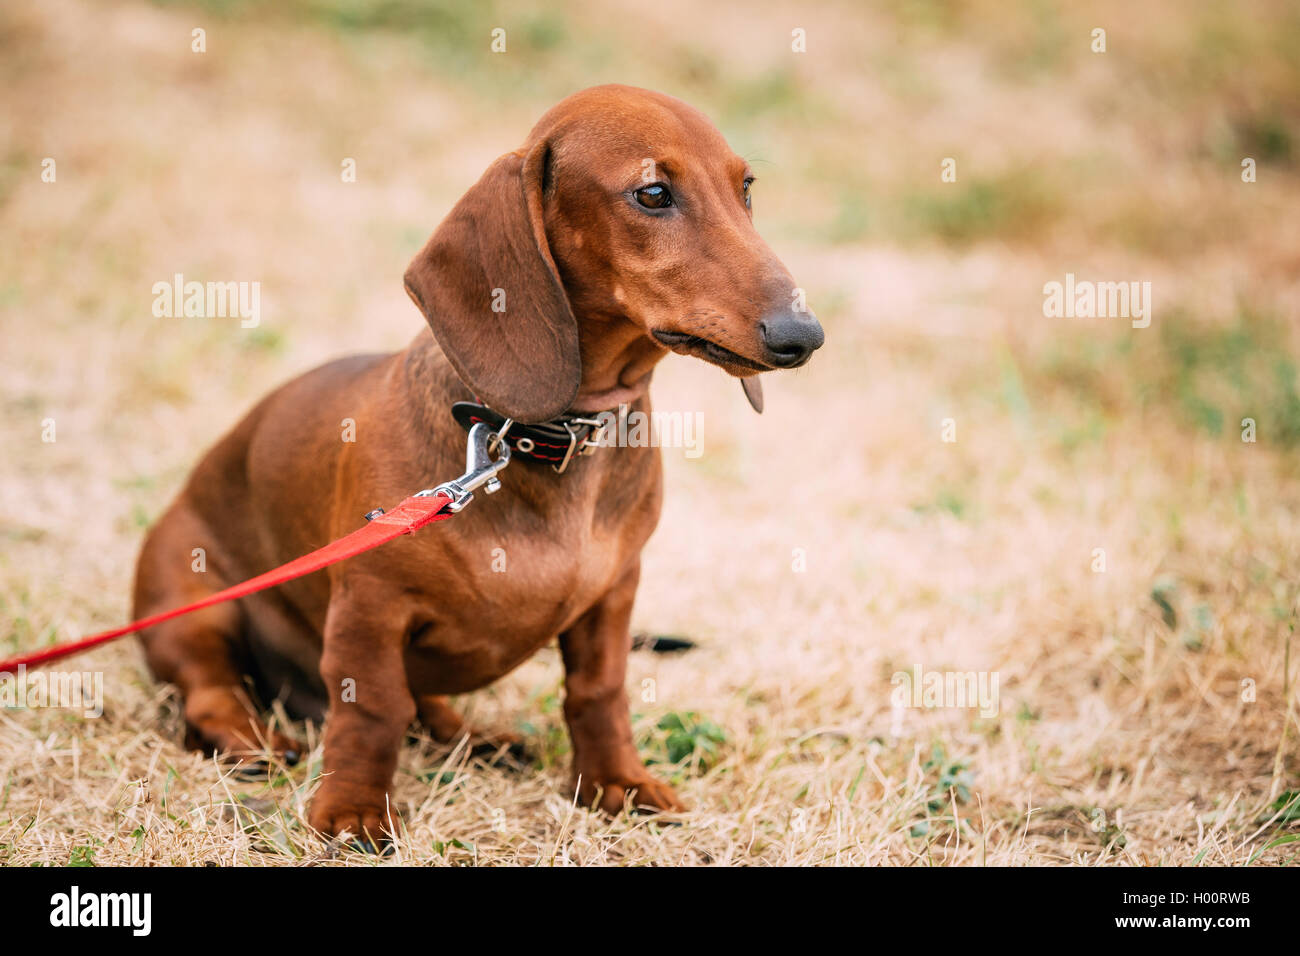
[{"x1": 638, "y1": 711, "x2": 726, "y2": 776}]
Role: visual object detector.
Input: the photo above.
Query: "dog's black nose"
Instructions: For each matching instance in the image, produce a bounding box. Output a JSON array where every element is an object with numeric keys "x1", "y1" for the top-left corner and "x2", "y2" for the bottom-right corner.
[{"x1": 760, "y1": 311, "x2": 824, "y2": 368}]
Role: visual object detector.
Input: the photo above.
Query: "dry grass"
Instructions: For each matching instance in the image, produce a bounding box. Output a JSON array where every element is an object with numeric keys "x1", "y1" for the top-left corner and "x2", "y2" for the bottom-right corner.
[{"x1": 2, "y1": 0, "x2": 1299, "y2": 865}]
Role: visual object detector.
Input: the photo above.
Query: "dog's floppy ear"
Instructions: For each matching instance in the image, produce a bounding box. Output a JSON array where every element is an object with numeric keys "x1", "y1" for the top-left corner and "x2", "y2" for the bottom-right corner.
[{"x1": 403, "y1": 142, "x2": 580, "y2": 424}]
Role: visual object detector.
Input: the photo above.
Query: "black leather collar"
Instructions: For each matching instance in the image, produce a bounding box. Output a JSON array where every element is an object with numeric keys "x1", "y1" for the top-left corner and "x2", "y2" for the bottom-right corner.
[{"x1": 451, "y1": 401, "x2": 607, "y2": 473}]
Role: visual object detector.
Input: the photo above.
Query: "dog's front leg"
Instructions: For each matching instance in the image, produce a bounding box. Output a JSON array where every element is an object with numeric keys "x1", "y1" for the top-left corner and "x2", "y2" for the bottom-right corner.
[
  {"x1": 560, "y1": 562, "x2": 685, "y2": 815},
  {"x1": 309, "y1": 581, "x2": 416, "y2": 847}
]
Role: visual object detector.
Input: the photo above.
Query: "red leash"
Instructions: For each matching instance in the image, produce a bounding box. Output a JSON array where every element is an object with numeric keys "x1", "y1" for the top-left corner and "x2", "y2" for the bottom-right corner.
[
  {"x1": 0, "y1": 422, "x2": 513, "y2": 674},
  {"x1": 0, "y1": 492, "x2": 454, "y2": 673}
]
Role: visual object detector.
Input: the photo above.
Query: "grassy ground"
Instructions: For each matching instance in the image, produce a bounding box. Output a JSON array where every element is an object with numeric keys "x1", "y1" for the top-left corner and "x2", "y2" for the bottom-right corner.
[{"x1": 2, "y1": 0, "x2": 1299, "y2": 865}]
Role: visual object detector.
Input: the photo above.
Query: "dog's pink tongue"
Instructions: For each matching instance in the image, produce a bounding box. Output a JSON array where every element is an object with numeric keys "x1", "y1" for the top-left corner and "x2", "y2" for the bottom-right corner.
[{"x1": 741, "y1": 377, "x2": 764, "y2": 414}]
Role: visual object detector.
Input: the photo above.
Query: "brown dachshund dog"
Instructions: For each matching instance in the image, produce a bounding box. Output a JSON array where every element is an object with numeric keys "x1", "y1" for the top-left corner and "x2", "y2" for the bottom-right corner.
[{"x1": 132, "y1": 84, "x2": 824, "y2": 844}]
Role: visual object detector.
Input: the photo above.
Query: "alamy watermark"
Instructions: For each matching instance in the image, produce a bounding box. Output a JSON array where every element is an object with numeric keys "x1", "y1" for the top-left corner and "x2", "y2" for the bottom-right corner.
[
  {"x1": 152, "y1": 273, "x2": 260, "y2": 328},
  {"x1": 50, "y1": 886, "x2": 150, "y2": 936},
  {"x1": 0, "y1": 664, "x2": 103, "y2": 718},
  {"x1": 891, "y1": 665, "x2": 1000, "y2": 719},
  {"x1": 590, "y1": 403, "x2": 704, "y2": 458},
  {"x1": 1042, "y1": 272, "x2": 1152, "y2": 328}
]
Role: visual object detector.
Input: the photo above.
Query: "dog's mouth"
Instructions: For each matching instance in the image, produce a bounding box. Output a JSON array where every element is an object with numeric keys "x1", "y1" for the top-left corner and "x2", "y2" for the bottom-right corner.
[{"x1": 652, "y1": 330, "x2": 770, "y2": 373}]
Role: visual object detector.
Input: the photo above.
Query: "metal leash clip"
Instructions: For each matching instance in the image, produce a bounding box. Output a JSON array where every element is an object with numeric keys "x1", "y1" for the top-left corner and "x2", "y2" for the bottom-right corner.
[{"x1": 415, "y1": 422, "x2": 511, "y2": 512}]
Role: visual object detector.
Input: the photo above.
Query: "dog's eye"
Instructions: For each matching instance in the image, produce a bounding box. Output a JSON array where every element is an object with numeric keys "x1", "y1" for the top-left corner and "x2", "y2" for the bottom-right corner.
[
  {"x1": 742, "y1": 178, "x2": 754, "y2": 208},
  {"x1": 634, "y1": 184, "x2": 673, "y2": 209}
]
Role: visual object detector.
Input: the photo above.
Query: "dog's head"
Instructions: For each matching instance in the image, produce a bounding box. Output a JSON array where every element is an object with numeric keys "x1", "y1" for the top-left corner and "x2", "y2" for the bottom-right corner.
[{"x1": 404, "y1": 84, "x2": 824, "y2": 423}]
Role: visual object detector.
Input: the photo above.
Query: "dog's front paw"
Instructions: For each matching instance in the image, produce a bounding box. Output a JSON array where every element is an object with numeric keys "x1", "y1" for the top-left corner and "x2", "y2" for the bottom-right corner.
[
  {"x1": 577, "y1": 770, "x2": 686, "y2": 816},
  {"x1": 308, "y1": 788, "x2": 398, "y2": 853}
]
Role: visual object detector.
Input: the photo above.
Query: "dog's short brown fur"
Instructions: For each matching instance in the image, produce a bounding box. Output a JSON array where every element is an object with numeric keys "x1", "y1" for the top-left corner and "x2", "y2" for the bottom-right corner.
[{"x1": 133, "y1": 85, "x2": 823, "y2": 842}]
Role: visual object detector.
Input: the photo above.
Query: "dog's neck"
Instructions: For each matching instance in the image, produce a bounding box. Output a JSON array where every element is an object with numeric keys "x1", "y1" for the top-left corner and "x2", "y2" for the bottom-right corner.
[
  {"x1": 569, "y1": 313, "x2": 667, "y2": 414},
  {"x1": 404, "y1": 314, "x2": 667, "y2": 427}
]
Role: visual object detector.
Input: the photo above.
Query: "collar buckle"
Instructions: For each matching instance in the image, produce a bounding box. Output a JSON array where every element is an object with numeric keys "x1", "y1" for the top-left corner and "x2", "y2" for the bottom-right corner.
[{"x1": 553, "y1": 416, "x2": 607, "y2": 474}]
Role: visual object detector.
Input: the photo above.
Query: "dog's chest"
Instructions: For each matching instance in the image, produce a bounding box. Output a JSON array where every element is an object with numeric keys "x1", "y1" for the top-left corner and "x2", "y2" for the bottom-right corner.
[{"x1": 397, "y1": 463, "x2": 659, "y2": 692}]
